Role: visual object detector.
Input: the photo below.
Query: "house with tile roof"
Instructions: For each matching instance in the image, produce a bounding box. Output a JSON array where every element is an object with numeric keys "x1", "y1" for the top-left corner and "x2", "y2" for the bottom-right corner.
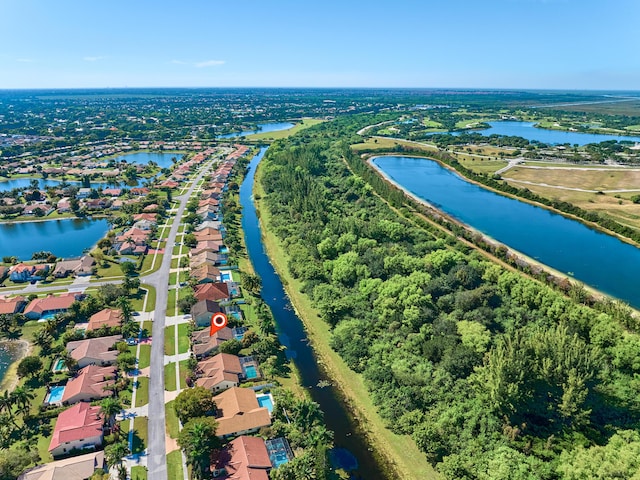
[
  {"x1": 191, "y1": 299, "x2": 223, "y2": 327},
  {"x1": 24, "y1": 292, "x2": 81, "y2": 320},
  {"x1": 48, "y1": 402, "x2": 103, "y2": 458},
  {"x1": 211, "y1": 436, "x2": 271, "y2": 480},
  {"x1": 191, "y1": 327, "x2": 233, "y2": 358},
  {"x1": 193, "y1": 283, "x2": 230, "y2": 303},
  {"x1": 0, "y1": 295, "x2": 27, "y2": 315},
  {"x1": 61, "y1": 365, "x2": 116, "y2": 405},
  {"x1": 195, "y1": 353, "x2": 243, "y2": 392},
  {"x1": 65, "y1": 335, "x2": 122, "y2": 368},
  {"x1": 52, "y1": 256, "x2": 95, "y2": 278},
  {"x1": 86, "y1": 308, "x2": 122, "y2": 332},
  {"x1": 9, "y1": 263, "x2": 50, "y2": 283},
  {"x1": 213, "y1": 387, "x2": 271, "y2": 438},
  {"x1": 18, "y1": 451, "x2": 106, "y2": 480}
]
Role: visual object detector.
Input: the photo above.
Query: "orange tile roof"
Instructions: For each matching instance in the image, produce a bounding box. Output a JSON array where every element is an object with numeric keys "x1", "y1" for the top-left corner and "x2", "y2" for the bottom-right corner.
[
  {"x1": 213, "y1": 387, "x2": 271, "y2": 437},
  {"x1": 61, "y1": 365, "x2": 116, "y2": 404},
  {"x1": 213, "y1": 436, "x2": 270, "y2": 480},
  {"x1": 24, "y1": 293, "x2": 79, "y2": 316},
  {"x1": 86, "y1": 308, "x2": 122, "y2": 332}
]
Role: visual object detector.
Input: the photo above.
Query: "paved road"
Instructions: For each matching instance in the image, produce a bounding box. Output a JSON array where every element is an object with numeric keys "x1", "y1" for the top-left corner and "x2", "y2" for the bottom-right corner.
[{"x1": 143, "y1": 159, "x2": 214, "y2": 480}]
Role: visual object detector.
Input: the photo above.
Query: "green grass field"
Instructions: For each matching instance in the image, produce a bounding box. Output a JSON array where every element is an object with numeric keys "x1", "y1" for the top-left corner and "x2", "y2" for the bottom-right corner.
[
  {"x1": 177, "y1": 324, "x2": 190, "y2": 354},
  {"x1": 165, "y1": 326, "x2": 176, "y2": 355}
]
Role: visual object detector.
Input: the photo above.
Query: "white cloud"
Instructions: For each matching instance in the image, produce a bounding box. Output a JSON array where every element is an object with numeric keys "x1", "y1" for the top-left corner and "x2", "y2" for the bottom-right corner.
[
  {"x1": 195, "y1": 60, "x2": 225, "y2": 68},
  {"x1": 83, "y1": 56, "x2": 106, "y2": 62}
]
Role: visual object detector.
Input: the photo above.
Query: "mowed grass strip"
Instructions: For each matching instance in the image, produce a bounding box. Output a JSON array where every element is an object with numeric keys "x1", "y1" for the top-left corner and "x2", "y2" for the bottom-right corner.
[
  {"x1": 165, "y1": 326, "x2": 176, "y2": 355},
  {"x1": 165, "y1": 362, "x2": 177, "y2": 391},
  {"x1": 254, "y1": 166, "x2": 439, "y2": 480},
  {"x1": 167, "y1": 450, "x2": 183, "y2": 479},
  {"x1": 165, "y1": 400, "x2": 181, "y2": 439},
  {"x1": 135, "y1": 376, "x2": 149, "y2": 407},
  {"x1": 177, "y1": 323, "x2": 190, "y2": 354},
  {"x1": 138, "y1": 344, "x2": 151, "y2": 369},
  {"x1": 132, "y1": 417, "x2": 148, "y2": 454}
]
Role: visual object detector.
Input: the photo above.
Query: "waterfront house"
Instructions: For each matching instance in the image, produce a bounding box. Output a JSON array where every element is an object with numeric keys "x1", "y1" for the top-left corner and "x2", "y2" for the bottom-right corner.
[
  {"x1": 24, "y1": 292, "x2": 80, "y2": 320},
  {"x1": 189, "y1": 251, "x2": 225, "y2": 270},
  {"x1": 61, "y1": 365, "x2": 117, "y2": 404},
  {"x1": 48, "y1": 402, "x2": 103, "y2": 458},
  {"x1": 195, "y1": 220, "x2": 224, "y2": 232},
  {"x1": 211, "y1": 436, "x2": 271, "y2": 480},
  {"x1": 0, "y1": 295, "x2": 27, "y2": 314},
  {"x1": 57, "y1": 198, "x2": 71, "y2": 212},
  {"x1": 130, "y1": 187, "x2": 150, "y2": 196},
  {"x1": 23, "y1": 203, "x2": 54, "y2": 216},
  {"x1": 212, "y1": 387, "x2": 271, "y2": 438},
  {"x1": 10, "y1": 263, "x2": 47, "y2": 283},
  {"x1": 194, "y1": 353, "x2": 243, "y2": 392},
  {"x1": 76, "y1": 188, "x2": 92, "y2": 199},
  {"x1": 193, "y1": 227, "x2": 224, "y2": 242},
  {"x1": 65, "y1": 335, "x2": 122, "y2": 368},
  {"x1": 101, "y1": 188, "x2": 122, "y2": 197},
  {"x1": 52, "y1": 256, "x2": 95, "y2": 278},
  {"x1": 194, "y1": 282, "x2": 230, "y2": 303},
  {"x1": 191, "y1": 327, "x2": 233, "y2": 358},
  {"x1": 198, "y1": 197, "x2": 220, "y2": 208},
  {"x1": 19, "y1": 451, "x2": 106, "y2": 480},
  {"x1": 191, "y1": 240, "x2": 225, "y2": 256},
  {"x1": 190, "y1": 264, "x2": 221, "y2": 284},
  {"x1": 190, "y1": 299, "x2": 223, "y2": 327},
  {"x1": 133, "y1": 219, "x2": 155, "y2": 231},
  {"x1": 86, "y1": 308, "x2": 122, "y2": 332}
]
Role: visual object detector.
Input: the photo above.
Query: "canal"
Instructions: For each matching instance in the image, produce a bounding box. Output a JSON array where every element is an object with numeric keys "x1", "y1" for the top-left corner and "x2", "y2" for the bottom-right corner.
[{"x1": 240, "y1": 147, "x2": 387, "y2": 479}]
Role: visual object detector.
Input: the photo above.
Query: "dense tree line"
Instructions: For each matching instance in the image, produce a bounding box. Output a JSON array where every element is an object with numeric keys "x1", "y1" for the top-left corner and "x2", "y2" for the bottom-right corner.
[{"x1": 258, "y1": 118, "x2": 640, "y2": 479}]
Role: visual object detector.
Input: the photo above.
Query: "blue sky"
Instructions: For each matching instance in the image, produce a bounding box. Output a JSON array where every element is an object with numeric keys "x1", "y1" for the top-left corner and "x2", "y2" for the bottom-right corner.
[{"x1": 1, "y1": 0, "x2": 638, "y2": 90}]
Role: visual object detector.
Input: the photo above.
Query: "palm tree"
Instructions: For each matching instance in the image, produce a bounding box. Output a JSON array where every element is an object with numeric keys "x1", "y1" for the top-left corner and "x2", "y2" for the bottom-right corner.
[
  {"x1": 10, "y1": 386, "x2": 35, "y2": 418},
  {"x1": 177, "y1": 417, "x2": 220, "y2": 480},
  {"x1": 0, "y1": 391, "x2": 14, "y2": 414},
  {"x1": 100, "y1": 397, "x2": 123, "y2": 429},
  {"x1": 104, "y1": 440, "x2": 130, "y2": 469}
]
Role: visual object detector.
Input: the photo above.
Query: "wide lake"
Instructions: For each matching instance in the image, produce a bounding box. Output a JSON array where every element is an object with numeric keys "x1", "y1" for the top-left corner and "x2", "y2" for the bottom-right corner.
[
  {"x1": 0, "y1": 177, "x2": 123, "y2": 192},
  {"x1": 218, "y1": 122, "x2": 294, "y2": 139},
  {"x1": 113, "y1": 151, "x2": 183, "y2": 169},
  {"x1": 372, "y1": 155, "x2": 640, "y2": 309},
  {"x1": 477, "y1": 121, "x2": 640, "y2": 146},
  {"x1": 0, "y1": 218, "x2": 109, "y2": 260}
]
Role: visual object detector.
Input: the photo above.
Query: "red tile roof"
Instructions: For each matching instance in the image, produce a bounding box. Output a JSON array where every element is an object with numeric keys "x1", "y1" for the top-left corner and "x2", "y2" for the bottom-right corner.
[
  {"x1": 24, "y1": 293, "x2": 79, "y2": 316},
  {"x1": 49, "y1": 402, "x2": 103, "y2": 452},
  {"x1": 86, "y1": 308, "x2": 122, "y2": 332},
  {"x1": 61, "y1": 365, "x2": 116, "y2": 404},
  {"x1": 213, "y1": 436, "x2": 271, "y2": 480}
]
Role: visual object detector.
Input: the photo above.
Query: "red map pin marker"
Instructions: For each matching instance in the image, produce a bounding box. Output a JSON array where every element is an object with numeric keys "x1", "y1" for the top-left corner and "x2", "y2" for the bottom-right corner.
[{"x1": 210, "y1": 312, "x2": 228, "y2": 336}]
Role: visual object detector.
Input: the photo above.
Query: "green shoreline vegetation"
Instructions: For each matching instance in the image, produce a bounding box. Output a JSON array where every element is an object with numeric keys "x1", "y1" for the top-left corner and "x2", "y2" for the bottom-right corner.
[{"x1": 256, "y1": 115, "x2": 640, "y2": 479}]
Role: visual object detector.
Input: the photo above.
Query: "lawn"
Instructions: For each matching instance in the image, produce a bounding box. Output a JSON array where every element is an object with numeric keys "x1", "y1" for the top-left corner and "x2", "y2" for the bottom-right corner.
[
  {"x1": 244, "y1": 118, "x2": 323, "y2": 141},
  {"x1": 131, "y1": 416, "x2": 148, "y2": 455},
  {"x1": 138, "y1": 344, "x2": 151, "y2": 369},
  {"x1": 165, "y1": 325, "x2": 176, "y2": 355},
  {"x1": 141, "y1": 321, "x2": 153, "y2": 338},
  {"x1": 177, "y1": 323, "x2": 190, "y2": 354},
  {"x1": 167, "y1": 289, "x2": 177, "y2": 312},
  {"x1": 179, "y1": 359, "x2": 189, "y2": 389},
  {"x1": 131, "y1": 466, "x2": 148, "y2": 480},
  {"x1": 135, "y1": 376, "x2": 149, "y2": 407},
  {"x1": 142, "y1": 284, "x2": 156, "y2": 312},
  {"x1": 457, "y1": 157, "x2": 508, "y2": 175},
  {"x1": 165, "y1": 400, "x2": 181, "y2": 438},
  {"x1": 167, "y1": 450, "x2": 183, "y2": 480},
  {"x1": 140, "y1": 252, "x2": 163, "y2": 275},
  {"x1": 164, "y1": 362, "x2": 177, "y2": 391}
]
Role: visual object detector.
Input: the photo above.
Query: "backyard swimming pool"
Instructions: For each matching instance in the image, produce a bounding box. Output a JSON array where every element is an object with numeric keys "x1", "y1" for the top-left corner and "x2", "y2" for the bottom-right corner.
[
  {"x1": 220, "y1": 272, "x2": 232, "y2": 282},
  {"x1": 52, "y1": 358, "x2": 66, "y2": 372},
  {"x1": 244, "y1": 365, "x2": 258, "y2": 379},
  {"x1": 46, "y1": 385, "x2": 65, "y2": 404},
  {"x1": 256, "y1": 394, "x2": 274, "y2": 414}
]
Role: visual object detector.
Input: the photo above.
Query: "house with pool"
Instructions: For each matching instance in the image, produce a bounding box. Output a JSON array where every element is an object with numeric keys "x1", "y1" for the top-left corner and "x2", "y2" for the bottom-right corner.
[
  {"x1": 24, "y1": 292, "x2": 82, "y2": 320},
  {"x1": 212, "y1": 387, "x2": 271, "y2": 438},
  {"x1": 65, "y1": 335, "x2": 122, "y2": 368}
]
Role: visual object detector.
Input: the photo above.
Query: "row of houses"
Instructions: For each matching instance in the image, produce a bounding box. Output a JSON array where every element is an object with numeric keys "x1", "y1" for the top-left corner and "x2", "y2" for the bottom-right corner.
[{"x1": 7, "y1": 256, "x2": 95, "y2": 283}]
